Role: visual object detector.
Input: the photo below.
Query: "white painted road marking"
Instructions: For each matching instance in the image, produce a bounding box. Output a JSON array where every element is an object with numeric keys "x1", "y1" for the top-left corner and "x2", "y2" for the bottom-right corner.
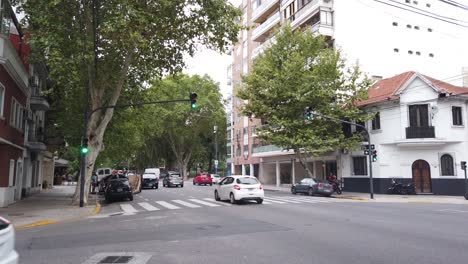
[
  {"x1": 203, "y1": 198, "x2": 232, "y2": 206},
  {"x1": 138, "y1": 202, "x2": 159, "y2": 211},
  {"x1": 266, "y1": 197, "x2": 302, "y2": 204},
  {"x1": 156, "y1": 201, "x2": 181, "y2": 210},
  {"x1": 171, "y1": 200, "x2": 201, "y2": 208},
  {"x1": 120, "y1": 204, "x2": 138, "y2": 214},
  {"x1": 188, "y1": 199, "x2": 220, "y2": 207},
  {"x1": 263, "y1": 198, "x2": 286, "y2": 204}
]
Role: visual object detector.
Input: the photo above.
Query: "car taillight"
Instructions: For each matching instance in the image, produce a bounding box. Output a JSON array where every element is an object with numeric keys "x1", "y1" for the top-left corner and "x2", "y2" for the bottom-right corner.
[
  {"x1": 0, "y1": 217, "x2": 11, "y2": 230},
  {"x1": 318, "y1": 183, "x2": 324, "y2": 188},
  {"x1": 259, "y1": 185, "x2": 263, "y2": 190},
  {"x1": 234, "y1": 185, "x2": 241, "y2": 190}
]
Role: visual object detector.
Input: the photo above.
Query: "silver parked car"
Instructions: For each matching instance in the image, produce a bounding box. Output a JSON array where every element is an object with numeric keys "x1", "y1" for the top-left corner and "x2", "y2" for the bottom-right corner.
[{"x1": 162, "y1": 171, "x2": 184, "y2": 188}]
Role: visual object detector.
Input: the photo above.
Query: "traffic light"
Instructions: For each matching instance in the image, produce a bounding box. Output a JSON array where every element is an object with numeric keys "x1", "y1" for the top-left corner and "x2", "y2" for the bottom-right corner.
[
  {"x1": 80, "y1": 139, "x2": 89, "y2": 155},
  {"x1": 372, "y1": 150, "x2": 377, "y2": 162},
  {"x1": 190, "y1": 92, "x2": 198, "y2": 109},
  {"x1": 461, "y1": 161, "x2": 467, "y2": 170},
  {"x1": 303, "y1": 107, "x2": 313, "y2": 120}
]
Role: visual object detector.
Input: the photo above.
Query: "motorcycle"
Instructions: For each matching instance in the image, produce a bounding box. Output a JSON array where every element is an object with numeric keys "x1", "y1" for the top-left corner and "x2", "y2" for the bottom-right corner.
[
  {"x1": 387, "y1": 178, "x2": 416, "y2": 195},
  {"x1": 328, "y1": 180, "x2": 342, "y2": 195}
]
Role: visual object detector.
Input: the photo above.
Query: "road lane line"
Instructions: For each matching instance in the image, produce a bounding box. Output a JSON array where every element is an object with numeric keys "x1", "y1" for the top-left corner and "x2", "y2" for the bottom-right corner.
[
  {"x1": 138, "y1": 202, "x2": 160, "y2": 211},
  {"x1": 171, "y1": 200, "x2": 201, "y2": 208},
  {"x1": 286, "y1": 197, "x2": 322, "y2": 203},
  {"x1": 155, "y1": 201, "x2": 181, "y2": 210},
  {"x1": 188, "y1": 199, "x2": 220, "y2": 207},
  {"x1": 263, "y1": 198, "x2": 286, "y2": 204},
  {"x1": 120, "y1": 204, "x2": 138, "y2": 214},
  {"x1": 266, "y1": 197, "x2": 302, "y2": 203},
  {"x1": 203, "y1": 198, "x2": 232, "y2": 206}
]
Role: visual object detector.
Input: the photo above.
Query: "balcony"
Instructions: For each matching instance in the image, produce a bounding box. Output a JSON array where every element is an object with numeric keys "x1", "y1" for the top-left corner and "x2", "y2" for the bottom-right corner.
[
  {"x1": 26, "y1": 131, "x2": 47, "y2": 152},
  {"x1": 288, "y1": 0, "x2": 333, "y2": 29},
  {"x1": 310, "y1": 20, "x2": 334, "y2": 37},
  {"x1": 252, "y1": 12, "x2": 280, "y2": 42},
  {"x1": 252, "y1": 0, "x2": 280, "y2": 23},
  {"x1": 252, "y1": 36, "x2": 276, "y2": 59},
  {"x1": 30, "y1": 95, "x2": 50, "y2": 111},
  {"x1": 406, "y1": 126, "x2": 435, "y2": 139}
]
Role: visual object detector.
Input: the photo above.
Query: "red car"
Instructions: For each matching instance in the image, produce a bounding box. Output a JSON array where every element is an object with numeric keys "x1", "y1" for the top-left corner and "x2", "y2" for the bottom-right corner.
[{"x1": 193, "y1": 173, "x2": 213, "y2": 186}]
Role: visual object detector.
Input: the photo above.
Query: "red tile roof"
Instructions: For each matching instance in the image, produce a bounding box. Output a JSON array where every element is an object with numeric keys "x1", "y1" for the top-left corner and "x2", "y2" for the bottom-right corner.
[{"x1": 358, "y1": 71, "x2": 468, "y2": 106}]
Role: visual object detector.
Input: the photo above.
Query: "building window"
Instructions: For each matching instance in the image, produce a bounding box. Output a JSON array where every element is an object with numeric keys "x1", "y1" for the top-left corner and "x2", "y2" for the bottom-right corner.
[
  {"x1": 414, "y1": 26, "x2": 420, "y2": 30},
  {"x1": 408, "y1": 50, "x2": 413, "y2": 54},
  {"x1": 0, "y1": 84, "x2": 4, "y2": 117},
  {"x1": 392, "y1": 22, "x2": 398, "y2": 26},
  {"x1": 353, "y1": 157, "x2": 367, "y2": 176},
  {"x1": 407, "y1": 24, "x2": 412, "y2": 28},
  {"x1": 452, "y1": 106, "x2": 463, "y2": 126},
  {"x1": 409, "y1": 104, "x2": 429, "y2": 127},
  {"x1": 426, "y1": 3, "x2": 431, "y2": 7},
  {"x1": 394, "y1": 48, "x2": 399, "y2": 52},
  {"x1": 429, "y1": 53, "x2": 434, "y2": 57},
  {"x1": 428, "y1": 28, "x2": 433, "y2": 32},
  {"x1": 243, "y1": 127, "x2": 248, "y2": 135},
  {"x1": 372, "y1": 112, "x2": 381, "y2": 130},
  {"x1": 413, "y1": 1, "x2": 418, "y2": 4},
  {"x1": 9, "y1": 159, "x2": 15, "y2": 187},
  {"x1": 440, "y1": 154, "x2": 454, "y2": 176},
  {"x1": 236, "y1": 146, "x2": 241, "y2": 157},
  {"x1": 416, "y1": 51, "x2": 421, "y2": 55}
]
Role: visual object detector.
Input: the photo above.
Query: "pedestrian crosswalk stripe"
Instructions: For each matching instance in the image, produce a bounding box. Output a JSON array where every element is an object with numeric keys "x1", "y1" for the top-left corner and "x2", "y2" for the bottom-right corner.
[
  {"x1": 121, "y1": 204, "x2": 138, "y2": 213},
  {"x1": 290, "y1": 196, "x2": 331, "y2": 203},
  {"x1": 155, "y1": 201, "x2": 181, "y2": 210},
  {"x1": 260, "y1": 200, "x2": 272, "y2": 204},
  {"x1": 203, "y1": 198, "x2": 232, "y2": 206},
  {"x1": 263, "y1": 198, "x2": 287, "y2": 204},
  {"x1": 285, "y1": 197, "x2": 322, "y2": 203},
  {"x1": 138, "y1": 202, "x2": 159, "y2": 211},
  {"x1": 266, "y1": 197, "x2": 302, "y2": 203},
  {"x1": 188, "y1": 199, "x2": 220, "y2": 207},
  {"x1": 171, "y1": 200, "x2": 201, "y2": 208}
]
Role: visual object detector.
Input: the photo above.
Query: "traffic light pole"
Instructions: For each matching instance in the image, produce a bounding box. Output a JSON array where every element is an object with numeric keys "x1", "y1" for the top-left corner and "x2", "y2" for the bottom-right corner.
[
  {"x1": 79, "y1": 98, "x2": 193, "y2": 207},
  {"x1": 304, "y1": 111, "x2": 374, "y2": 199}
]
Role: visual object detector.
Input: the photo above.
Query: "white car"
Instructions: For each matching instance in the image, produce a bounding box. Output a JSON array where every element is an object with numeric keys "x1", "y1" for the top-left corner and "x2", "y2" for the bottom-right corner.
[
  {"x1": 214, "y1": 175, "x2": 264, "y2": 204},
  {"x1": 211, "y1": 174, "x2": 222, "y2": 184},
  {"x1": 0, "y1": 217, "x2": 18, "y2": 264}
]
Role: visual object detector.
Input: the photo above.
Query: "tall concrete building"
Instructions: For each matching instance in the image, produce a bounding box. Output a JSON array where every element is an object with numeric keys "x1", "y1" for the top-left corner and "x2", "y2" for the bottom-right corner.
[{"x1": 227, "y1": 0, "x2": 468, "y2": 190}]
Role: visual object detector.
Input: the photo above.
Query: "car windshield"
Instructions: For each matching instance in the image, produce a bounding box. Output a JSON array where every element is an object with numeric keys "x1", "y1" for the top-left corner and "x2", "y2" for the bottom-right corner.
[{"x1": 236, "y1": 177, "x2": 259, "y2": 184}]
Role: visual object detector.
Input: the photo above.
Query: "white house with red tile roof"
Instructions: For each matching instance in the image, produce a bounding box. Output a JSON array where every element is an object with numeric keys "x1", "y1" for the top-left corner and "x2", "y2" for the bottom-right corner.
[{"x1": 340, "y1": 71, "x2": 468, "y2": 195}]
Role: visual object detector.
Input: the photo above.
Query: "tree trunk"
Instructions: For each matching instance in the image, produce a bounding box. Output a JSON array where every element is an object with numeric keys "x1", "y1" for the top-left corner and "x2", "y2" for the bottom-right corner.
[{"x1": 296, "y1": 149, "x2": 314, "y2": 178}]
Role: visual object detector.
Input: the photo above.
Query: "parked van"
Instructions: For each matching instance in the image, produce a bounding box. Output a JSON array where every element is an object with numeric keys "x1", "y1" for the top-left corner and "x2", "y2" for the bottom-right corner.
[
  {"x1": 144, "y1": 168, "x2": 161, "y2": 179},
  {"x1": 96, "y1": 167, "x2": 113, "y2": 182}
]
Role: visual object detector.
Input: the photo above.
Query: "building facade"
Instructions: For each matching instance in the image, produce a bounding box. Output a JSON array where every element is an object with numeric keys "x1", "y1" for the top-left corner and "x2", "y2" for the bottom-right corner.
[{"x1": 227, "y1": 0, "x2": 468, "y2": 192}]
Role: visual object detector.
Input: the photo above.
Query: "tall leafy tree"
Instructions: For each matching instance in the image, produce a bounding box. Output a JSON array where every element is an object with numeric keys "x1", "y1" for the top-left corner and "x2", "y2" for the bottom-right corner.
[
  {"x1": 14, "y1": 0, "x2": 240, "y2": 204},
  {"x1": 238, "y1": 25, "x2": 371, "y2": 176}
]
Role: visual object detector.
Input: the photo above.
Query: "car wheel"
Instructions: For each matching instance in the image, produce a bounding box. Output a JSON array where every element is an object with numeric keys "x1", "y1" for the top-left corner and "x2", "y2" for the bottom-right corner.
[
  {"x1": 230, "y1": 193, "x2": 237, "y2": 204},
  {"x1": 308, "y1": 188, "x2": 314, "y2": 196},
  {"x1": 210, "y1": 183, "x2": 212, "y2": 186},
  {"x1": 193, "y1": 181, "x2": 195, "y2": 185},
  {"x1": 181, "y1": 184, "x2": 184, "y2": 188},
  {"x1": 215, "y1": 191, "x2": 221, "y2": 201},
  {"x1": 155, "y1": 184, "x2": 159, "y2": 189},
  {"x1": 291, "y1": 187, "x2": 297, "y2": 195},
  {"x1": 257, "y1": 199, "x2": 263, "y2": 204},
  {"x1": 129, "y1": 195, "x2": 133, "y2": 201}
]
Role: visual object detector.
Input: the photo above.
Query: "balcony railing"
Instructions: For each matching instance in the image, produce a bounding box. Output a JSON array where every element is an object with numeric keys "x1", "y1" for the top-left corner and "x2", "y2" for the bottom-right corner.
[
  {"x1": 252, "y1": 12, "x2": 280, "y2": 41},
  {"x1": 252, "y1": 0, "x2": 279, "y2": 23},
  {"x1": 406, "y1": 126, "x2": 435, "y2": 139},
  {"x1": 252, "y1": 35, "x2": 276, "y2": 59},
  {"x1": 252, "y1": 144, "x2": 282, "y2": 153}
]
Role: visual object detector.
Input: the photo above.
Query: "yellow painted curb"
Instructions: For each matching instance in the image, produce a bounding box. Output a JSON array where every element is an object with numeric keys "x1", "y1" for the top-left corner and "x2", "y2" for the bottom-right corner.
[
  {"x1": 15, "y1": 199, "x2": 101, "y2": 230},
  {"x1": 408, "y1": 201, "x2": 433, "y2": 204},
  {"x1": 335, "y1": 196, "x2": 369, "y2": 201},
  {"x1": 15, "y1": 220, "x2": 59, "y2": 230}
]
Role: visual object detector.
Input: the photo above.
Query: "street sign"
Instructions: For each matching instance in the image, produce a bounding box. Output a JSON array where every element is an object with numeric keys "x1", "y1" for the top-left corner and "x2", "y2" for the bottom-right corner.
[{"x1": 214, "y1": 160, "x2": 218, "y2": 166}]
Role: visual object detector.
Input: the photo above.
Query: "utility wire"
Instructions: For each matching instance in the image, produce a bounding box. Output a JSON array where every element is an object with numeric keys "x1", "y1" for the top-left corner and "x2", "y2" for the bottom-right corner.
[
  {"x1": 372, "y1": 0, "x2": 468, "y2": 28},
  {"x1": 387, "y1": 0, "x2": 468, "y2": 24},
  {"x1": 438, "y1": 0, "x2": 468, "y2": 11}
]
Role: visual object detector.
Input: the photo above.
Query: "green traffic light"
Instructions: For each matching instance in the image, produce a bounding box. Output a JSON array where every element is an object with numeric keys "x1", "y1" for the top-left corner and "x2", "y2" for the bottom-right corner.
[
  {"x1": 372, "y1": 156, "x2": 377, "y2": 162},
  {"x1": 191, "y1": 103, "x2": 198, "y2": 109},
  {"x1": 81, "y1": 147, "x2": 89, "y2": 154}
]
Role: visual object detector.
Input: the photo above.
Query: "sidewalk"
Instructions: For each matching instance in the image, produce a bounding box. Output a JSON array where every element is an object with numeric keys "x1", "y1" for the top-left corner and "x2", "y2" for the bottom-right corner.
[
  {"x1": 0, "y1": 185, "x2": 100, "y2": 229},
  {"x1": 263, "y1": 184, "x2": 468, "y2": 204}
]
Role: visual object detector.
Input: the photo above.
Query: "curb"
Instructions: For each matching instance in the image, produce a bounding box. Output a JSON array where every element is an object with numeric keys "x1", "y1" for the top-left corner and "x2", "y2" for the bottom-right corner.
[
  {"x1": 15, "y1": 198, "x2": 102, "y2": 230},
  {"x1": 334, "y1": 196, "x2": 369, "y2": 201}
]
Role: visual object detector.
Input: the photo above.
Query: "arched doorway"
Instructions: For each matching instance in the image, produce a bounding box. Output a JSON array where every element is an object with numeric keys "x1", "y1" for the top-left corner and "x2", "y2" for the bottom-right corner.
[{"x1": 412, "y1": 160, "x2": 432, "y2": 193}]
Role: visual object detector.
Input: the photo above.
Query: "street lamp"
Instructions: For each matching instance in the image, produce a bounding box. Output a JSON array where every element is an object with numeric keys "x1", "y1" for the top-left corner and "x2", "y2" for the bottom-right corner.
[{"x1": 214, "y1": 125, "x2": 218, "y2": 175}]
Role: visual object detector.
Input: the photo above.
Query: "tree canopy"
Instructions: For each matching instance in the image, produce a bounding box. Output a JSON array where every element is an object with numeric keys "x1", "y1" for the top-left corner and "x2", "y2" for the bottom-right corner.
[{"x1": 238, "y1": 25, "x2": 371, "y2": 173}]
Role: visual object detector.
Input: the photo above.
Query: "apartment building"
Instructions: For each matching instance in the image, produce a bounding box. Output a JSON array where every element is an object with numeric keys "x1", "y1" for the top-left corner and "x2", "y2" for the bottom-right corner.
[{"x1": 227, "y1": 0, "x2": 468, "y2": 193}]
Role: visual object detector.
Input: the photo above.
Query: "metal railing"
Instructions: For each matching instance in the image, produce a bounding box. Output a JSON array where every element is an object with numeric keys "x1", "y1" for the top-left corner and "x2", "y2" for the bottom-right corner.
[
  {"x1": 288, "y1": 0, "x2": 319, "y2": 23},
  {"x1": 252, "y1": 144, "x2": 282, "y2": 153},
  {"x1": 252, "y1": 0, "x2": 279, "y2": 21},
  {"x1": 252, "y1": 12, "x2": 280, "y2": 39},
  {"x1": 406, "y1": 126, "x2": 435, "y2": 139}
]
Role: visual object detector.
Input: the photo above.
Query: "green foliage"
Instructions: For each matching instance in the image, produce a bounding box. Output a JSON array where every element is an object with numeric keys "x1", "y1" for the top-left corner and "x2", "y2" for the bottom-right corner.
[{"x1": 238, "y1": 25, "x2": 371, "y2": 156}]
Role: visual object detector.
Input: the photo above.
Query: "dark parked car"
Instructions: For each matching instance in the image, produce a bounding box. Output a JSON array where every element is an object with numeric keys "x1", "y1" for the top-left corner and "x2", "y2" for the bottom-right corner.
[
  {"x1": 291, "y1": 178, "x2": 333, "y2": 197},
  {"x1": 105, "y1": 178, "x2": 133, "y2": 202},
  {"x1": 162, "y1": 171, "x2": 184, "y2": 188},
  {"x1": 99, "y1": 174, "x2": 128, "y2": 193},
  {"x1": 142, "y1": 173, "x2": 159, "y2": 189}
]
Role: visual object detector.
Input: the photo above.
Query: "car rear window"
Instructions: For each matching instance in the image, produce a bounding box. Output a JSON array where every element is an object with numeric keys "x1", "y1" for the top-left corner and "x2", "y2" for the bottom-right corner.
[
  {"x1": 236, "y1": 177, "x2": 259, "y2": 184},
  {"x1": 171, "y1": 174, "x2": 181, "y2": 177}
]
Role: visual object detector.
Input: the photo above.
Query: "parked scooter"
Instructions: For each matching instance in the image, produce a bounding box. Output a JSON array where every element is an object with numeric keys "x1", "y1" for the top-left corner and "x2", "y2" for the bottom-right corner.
[
  {"x1": 387, "y1": 178, "x2": 416, "y2": 195},
  {"x1": 328, "y1": 180, "x2": 342, "y2": 195}
]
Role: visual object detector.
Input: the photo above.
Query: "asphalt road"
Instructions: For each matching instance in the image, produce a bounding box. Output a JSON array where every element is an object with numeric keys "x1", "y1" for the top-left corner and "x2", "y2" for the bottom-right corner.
[{"x1": 15, "y1": 182, "x2": 468, "y2": 264}]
